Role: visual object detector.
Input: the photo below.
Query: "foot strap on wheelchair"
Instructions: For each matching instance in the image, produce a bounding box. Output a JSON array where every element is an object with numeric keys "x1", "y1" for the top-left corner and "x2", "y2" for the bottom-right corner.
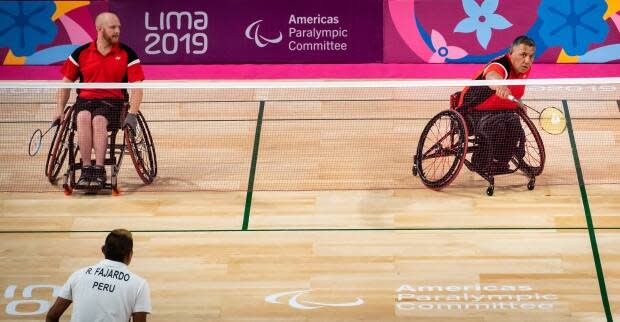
[
  {"x1": 76, "y1": 166, "x2": 92, "y2": 189},
  {"x1": 90, "y1": 166, "x2": 106, "y2": 190}
]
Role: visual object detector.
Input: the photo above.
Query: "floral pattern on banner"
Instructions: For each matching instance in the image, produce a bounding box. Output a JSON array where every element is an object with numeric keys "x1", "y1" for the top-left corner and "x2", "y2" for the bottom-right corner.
[
  {"x1": 429, "y1": 30, "x2": 468, "y2": 63},
  {"x1": 0, "y1": 1, "x2": 98, "y2": 65},
  {"x1": 453, "y1": 0, "x2": 512, "y2": 50},
  {"x1": 387, "y1": 0, "x2": 620, "y2": 63},
  {"x1": 3, "y1": 0, "x2": 620, "y2": 64},
  {"x1": 0, "y1": 1, "x2": 58, "y2": 57},
  {"x1": 538, "y1": 0, "x2": 609, "y2": 56}
]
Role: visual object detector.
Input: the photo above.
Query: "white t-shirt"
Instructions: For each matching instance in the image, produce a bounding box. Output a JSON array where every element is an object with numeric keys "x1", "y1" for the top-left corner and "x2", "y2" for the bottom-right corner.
[{"x1": 59, "y1": 259, "x2": 151, "y2": 322}]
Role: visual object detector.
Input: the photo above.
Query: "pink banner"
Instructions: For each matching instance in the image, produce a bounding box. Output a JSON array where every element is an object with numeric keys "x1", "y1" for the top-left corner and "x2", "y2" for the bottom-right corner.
[
  {"x1": 2, "y1": 64, "x2": 619, "y2": 80},
  {"x1": 384, "y1": 0, "x2": 620, "y2": 63}
]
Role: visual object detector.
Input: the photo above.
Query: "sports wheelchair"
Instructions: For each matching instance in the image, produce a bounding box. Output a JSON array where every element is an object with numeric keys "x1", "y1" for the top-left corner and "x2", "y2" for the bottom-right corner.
[
  {"x1": 45, "y1": 102, "x2": 157, "y2": 195},
  {"x1": 412, "y1": 93, "x2": 545, "y2": 196}
]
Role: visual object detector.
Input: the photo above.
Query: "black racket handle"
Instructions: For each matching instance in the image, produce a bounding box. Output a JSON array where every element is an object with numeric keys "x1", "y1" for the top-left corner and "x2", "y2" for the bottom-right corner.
[{"x1": 42, "y1": 119, "x2": 61, "y2": 137}]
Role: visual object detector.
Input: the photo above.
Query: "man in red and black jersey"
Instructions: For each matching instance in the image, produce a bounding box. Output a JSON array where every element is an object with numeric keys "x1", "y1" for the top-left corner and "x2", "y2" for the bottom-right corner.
[
  {"x1": 55, "y1": 12, "x2": 144, "y2": 189},
  {"x1": 456, "y1": 35, "x2": 536, "y2": 174}
]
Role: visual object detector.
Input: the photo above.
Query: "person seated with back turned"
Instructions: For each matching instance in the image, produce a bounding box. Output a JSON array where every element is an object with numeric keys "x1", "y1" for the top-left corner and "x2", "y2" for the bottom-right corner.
[
  {"x1": 46, "y1": 229, "x2": 151, "y2": 322},
  {"x1": 55, "y1": 12, "x2": 144, "y2": 190},
  {"x1": 452, "y1": 35, "x2": 536, "y2": 174}
]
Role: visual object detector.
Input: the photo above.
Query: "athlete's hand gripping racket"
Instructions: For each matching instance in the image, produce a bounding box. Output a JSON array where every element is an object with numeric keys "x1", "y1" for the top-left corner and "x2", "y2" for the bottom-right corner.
[
  {"x1": 508, "y1": 95, "x2": 566, "y2": 135},
  {"x1": 28, "y1": 119, "x2": 61, "y2": 156}
]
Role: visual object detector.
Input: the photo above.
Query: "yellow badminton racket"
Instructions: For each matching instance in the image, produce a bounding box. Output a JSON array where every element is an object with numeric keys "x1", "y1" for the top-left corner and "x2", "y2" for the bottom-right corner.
[{"x1": 508, "y1": 95, "x2": 566, "y2": 135}]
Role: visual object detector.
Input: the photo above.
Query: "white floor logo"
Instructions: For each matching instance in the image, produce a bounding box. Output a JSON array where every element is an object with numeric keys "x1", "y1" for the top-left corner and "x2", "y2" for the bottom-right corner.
[
  {"x1": 245, "y1": 20, "x2": 282, "y2": 47},
  {"x1": 4, "y1": 284, "x2": 61, "y2": 316},
  {"x1": 265, "y1": 289, "x2": 364, "y2": 310}
]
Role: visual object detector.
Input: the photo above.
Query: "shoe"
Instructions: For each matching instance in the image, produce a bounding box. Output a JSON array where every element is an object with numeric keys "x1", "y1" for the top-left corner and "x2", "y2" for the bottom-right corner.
[
  {"x1": 77, "y1": 166, "x2": 93, "y2": 187},
  {"x1": 89, "y1": 165, "x2": 106, "y2": 190}
]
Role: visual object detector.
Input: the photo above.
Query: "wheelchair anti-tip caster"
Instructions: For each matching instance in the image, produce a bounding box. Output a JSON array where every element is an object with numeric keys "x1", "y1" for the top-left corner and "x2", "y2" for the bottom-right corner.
[
  {"x1": 486, "y1": 185, "x2": 494, "y2": 196},
  {"x1": 527, "y1": 178, "x2": 536, "y2": 190},
  {"x1": 412, "y1": 156, "x2": 418, "y2": 176},
  {"x1": 63, "y1": 184, "x2": 73, "y2": 196}
]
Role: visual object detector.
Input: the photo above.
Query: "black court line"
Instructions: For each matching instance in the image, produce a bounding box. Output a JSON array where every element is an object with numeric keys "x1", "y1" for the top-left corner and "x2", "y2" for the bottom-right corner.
[
  {"x1": 563, "y1": 100, "x2": 613, "y2": 322},
  {"x1": 242, "y1": 101, "x2": 264, "y2": 230}
]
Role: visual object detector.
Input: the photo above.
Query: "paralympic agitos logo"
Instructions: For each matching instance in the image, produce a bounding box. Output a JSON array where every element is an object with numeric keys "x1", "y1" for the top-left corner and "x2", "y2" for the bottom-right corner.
[
  {"x1": 265, "y1": 289, "x2": 364, "y2": 310},
  {"x1": 245, "y1": 19, "x2": 283, "y2": 48}
]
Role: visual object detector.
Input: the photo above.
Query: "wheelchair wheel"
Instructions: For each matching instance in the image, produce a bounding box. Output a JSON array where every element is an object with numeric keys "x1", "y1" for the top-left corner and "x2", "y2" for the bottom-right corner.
[
  {"x1": 45, "y1": 107, "x2": 73, "y2": 183},
  {"x1": 516, "y1": 109, "x2": 545, "y2": 177},
  {"x1": 125, "y1": 112, "x2": 157, "y2": 184},
  {"x1": 415, "y1": 110, "x2": 469, "y2": 189}
]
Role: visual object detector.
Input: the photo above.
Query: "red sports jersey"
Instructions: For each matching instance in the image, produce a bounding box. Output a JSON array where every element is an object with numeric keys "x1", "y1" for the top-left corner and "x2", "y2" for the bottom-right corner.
[
  {"x1": 458, "y1": 54, "x2": 531, "y2": 111},
  {"x1": 61, "y1": 42, "x2": 145, "y2": 99}
]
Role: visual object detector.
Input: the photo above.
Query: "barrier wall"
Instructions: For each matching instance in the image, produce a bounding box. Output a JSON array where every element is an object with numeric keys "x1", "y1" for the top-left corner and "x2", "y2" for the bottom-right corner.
[
  {"x1": 384, "y1": 0, "x2": 620, "y2": 63},
  {"x1": 1, "y1": 0, "x2": 619, "y2": 66},
  {"x1": 110, "y1": 0, "x2": 382, "y2": 64}
]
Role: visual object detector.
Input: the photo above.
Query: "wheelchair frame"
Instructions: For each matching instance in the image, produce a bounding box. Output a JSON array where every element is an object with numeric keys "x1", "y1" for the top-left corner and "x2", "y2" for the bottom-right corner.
[
  {"x1": 45, "y1": 104, "x2": 157, "y2": 195},
  {"x1": 412, "y1": 107, "x2": 546, "y2": 196}
]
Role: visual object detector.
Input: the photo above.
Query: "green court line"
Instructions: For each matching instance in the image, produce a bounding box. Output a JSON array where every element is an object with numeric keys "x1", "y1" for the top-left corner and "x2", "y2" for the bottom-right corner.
[
  {"x1": 563, "y1": 100, "x2": 613, "y2": 322},
  {"x1": 3, "y1": 227, "x2": 620, "y2": 234},
  {"x1": 242, "y1": 101, "x2": 265, "y2": 230}
]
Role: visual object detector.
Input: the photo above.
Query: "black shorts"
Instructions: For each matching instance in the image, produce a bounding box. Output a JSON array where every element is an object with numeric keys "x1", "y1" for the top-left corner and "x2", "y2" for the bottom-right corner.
[
  {"x1": 464, "y1": 110, "x2": 518, "y2": 134},
  {"x1": 467, "y1": 110, "x2": 523, "y2": 168},
  {"x1": 73, "y1": 98, "x2": 125, "y2": 131}
]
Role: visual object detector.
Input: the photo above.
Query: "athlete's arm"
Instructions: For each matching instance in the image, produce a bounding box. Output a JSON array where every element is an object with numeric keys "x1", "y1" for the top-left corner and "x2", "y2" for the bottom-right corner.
[
  {"x1": 129, "y1": 81, "x2": 143, "y2": 114},
  {"x1": 132, "y1": 312, "x2": 148, "y2": 322},
  {"x1": 55, "y1": 77, "x2": 74, "y2": 121},
  {"x1": 485, "y1": 71, "x2": 511, "y2": 99},
  {"x1": 45, "y1": 297, "x2": 72, "y2": 322}
]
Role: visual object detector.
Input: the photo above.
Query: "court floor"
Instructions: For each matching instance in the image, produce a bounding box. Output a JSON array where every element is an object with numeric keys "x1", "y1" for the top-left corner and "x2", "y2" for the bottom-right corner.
[
  {"x1": 0, "y1": 86, "x2": 619, "y2": 321},
  {"x1": 0, "y1": 186, "x2": 619, "y2": 321}
]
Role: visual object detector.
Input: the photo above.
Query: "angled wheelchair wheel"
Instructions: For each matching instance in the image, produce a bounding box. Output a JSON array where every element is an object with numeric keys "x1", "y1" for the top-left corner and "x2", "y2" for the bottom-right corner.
[
  {"x1": 515, "y1": 109, "x2": 545, "y2": 177},
  {"x1": 415, "y1": 110, "x2": 469, "y2": 189},
  {"x1": 125, "y1": 112, "x2": 157, "y2": 184},
  {"x1": 45, "y1": 107, "x2": 73, "y2": 183}
]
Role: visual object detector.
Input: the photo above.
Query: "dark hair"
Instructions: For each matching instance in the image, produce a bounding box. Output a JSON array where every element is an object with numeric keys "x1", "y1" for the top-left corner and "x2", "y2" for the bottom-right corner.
[
  {"x1": 103, "y1": 229, "x2": 133, "y2": 262},
  {"x1": 511, "y1": 35, "x2": 536, "y2": 49}
]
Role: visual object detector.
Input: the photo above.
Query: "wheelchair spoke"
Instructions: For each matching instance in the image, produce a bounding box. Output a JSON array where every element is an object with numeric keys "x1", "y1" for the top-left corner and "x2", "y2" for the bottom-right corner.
[
  {"x1": 419, "y1": 115, "x2": 464, "y2": 181},
  {"x1": 415, "y1": 110, "x2": 468, "y2": 188},
  {"x1": 129, "y1": 124, "x2": 154, "y2": 178},
  {"x1": 514, "y1": 110, "x2": 545, "y2": 176}
]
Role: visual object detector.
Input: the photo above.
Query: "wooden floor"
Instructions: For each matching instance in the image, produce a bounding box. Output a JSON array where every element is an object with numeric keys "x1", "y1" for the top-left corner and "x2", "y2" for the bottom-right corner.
[{"x1": 0, "y1": 85, "x2": 619, "y2": 321}]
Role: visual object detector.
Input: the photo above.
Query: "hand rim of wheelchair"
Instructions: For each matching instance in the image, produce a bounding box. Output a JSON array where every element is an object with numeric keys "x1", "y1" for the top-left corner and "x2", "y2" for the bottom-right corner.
[
  {"x1": 414, "y1": 108, "x2": 546, "y2": 191},
  {"x1": 414, "y1": 109, "x2": 469, "y2": 189},
  {"x1": 124, "y1": 111, "x2": 157, "y2": 184},
  {"x1": 46, "y1": 106, "x2": 73, "y2": 183},
  {"x1": 514, "y1": 108, "x2": 546, "y2": 177},
  {"x1": 47, "y1": 106, "x2": 158, "y2": 190}
]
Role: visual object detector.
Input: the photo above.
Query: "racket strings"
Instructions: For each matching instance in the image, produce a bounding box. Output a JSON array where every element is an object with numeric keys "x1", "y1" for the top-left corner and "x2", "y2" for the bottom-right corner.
[
  {"x1": 29, "y1": 129, "x2": 43, "y2": 156},
  {"x1": 28, "y1": 121, "x2": 61, "y2": 157},
  {"x1": 539, "y1": 107, "x2": 566, "y2": 135}
]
